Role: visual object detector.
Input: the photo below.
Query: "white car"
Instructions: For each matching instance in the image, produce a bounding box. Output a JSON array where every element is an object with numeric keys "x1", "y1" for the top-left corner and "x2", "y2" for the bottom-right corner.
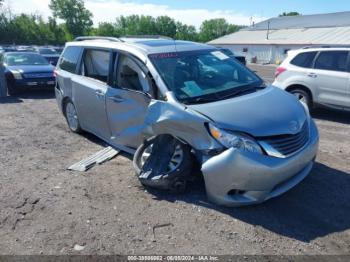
[{"x1": 273, "y1": 47, "x2": 350, "y2": 111}]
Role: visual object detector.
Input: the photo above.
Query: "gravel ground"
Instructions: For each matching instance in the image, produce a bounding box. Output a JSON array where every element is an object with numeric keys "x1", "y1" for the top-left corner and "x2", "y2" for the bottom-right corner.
[{"x1": 0, "y1": 65, "x2": 349, "y2": 255}]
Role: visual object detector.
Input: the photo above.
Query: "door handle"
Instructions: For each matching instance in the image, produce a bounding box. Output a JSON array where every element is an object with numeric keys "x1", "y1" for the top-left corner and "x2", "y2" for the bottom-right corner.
[
  {"x1": 109, "y1": 95, "x2": 124, "y2": 103},
  {"x1": 308, "y1": 73, "x2": 317, "y2": 78},
  {"x1": 95, "y1": 89, "x2": 104, "y2": 98}
]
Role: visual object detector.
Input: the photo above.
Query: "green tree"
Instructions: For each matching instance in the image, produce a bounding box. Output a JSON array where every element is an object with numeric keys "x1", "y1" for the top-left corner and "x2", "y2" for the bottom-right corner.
[
  {"x1": 48, "y1": 17, "x2": 67, "y2": 44},
  {"x1": 279, "y1": 12, "x2": 301, "y2": 17},
  {"x1": 94, "y1": 22, "x2": 117, "y2": 36},
  {"x1": 175, "y1": 22, "x2": 198, "y2": 41},
  {"x1": 115, "y1": 15, "x2": 158, "y2": 36},
  {"x1": 155, "y1": 16, "x2": 176, "y2": 38},
  {"x1": 0, "y1": 14, "x2": 9, "y2": 43},
  {"x1": 49, "y1": 0, "x2": 93, "y2": 38},
  {"x1": 199, "y1": 18, "x2": 240, "y2": 42},
  {"x1": 7, "y1": 14, "x2": 43, "y2": 44}
]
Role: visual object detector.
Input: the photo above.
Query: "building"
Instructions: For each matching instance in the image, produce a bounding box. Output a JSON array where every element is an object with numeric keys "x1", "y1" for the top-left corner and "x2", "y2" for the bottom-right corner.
[{"x1": 209, "y1": 11, "x2": 350, "y2": 64}]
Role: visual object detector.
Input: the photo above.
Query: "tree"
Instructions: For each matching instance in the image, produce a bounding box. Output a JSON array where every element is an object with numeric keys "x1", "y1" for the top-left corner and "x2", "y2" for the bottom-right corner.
[
  {"x1": 49, "y1": 0, "x2": 93, "y2": 38},
  {"x1": 155, "y1": 16, "x2": 176, "y2": 38},
  {"x1": 175, "y1": 22, "x2": 198, "y2": 41},
  {"x1": 279, "y1": 12, "x2": 301, "y2": 17},
  {"x1": 199, "y1": 18, "x2": 240, "y2": 43},
  {"x1": 94, "y1": 22, "x2": 117, "y2": 37},
  {"x1": 48, "y1": 17, "x2": 68, "y2": 44},
  {"x1": 114, "y1": 15, "x2": 158, "y2": 36},
  {"x1": 7, "y1": 14, "x2": 43, "y2": 44}
]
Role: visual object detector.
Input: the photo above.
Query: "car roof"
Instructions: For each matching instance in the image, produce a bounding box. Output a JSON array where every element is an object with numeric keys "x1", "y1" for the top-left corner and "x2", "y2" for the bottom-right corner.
[
  {"x1": 66, "y1": 38, "x2": 215, "y2": 57},
  {"x1": 293, "y1": 47, "x2": 350, "y2": 53}
]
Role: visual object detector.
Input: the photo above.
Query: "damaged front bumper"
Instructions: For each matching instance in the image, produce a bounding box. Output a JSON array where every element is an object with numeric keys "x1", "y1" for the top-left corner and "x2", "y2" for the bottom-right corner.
[{"x1": 201, "y1": 119, "x2": 319, "y2": 207}]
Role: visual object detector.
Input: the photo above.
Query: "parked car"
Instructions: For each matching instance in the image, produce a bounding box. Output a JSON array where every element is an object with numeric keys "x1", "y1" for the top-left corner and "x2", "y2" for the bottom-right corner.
[
  {"x1": 52, "y1": 46, "x2": 64, "y2": 55},
  {"x1": 273, "y1": 47, "x2": 350, "y2": 111},
  {"x1": 1, "y1": 52, "x2": 55, "y2": 95},
  {"x1": 3, "y1": 46, "x2": 17, "y2": 52},
  {"x1": 16, "y1": 46, "x2": 36, "y2": 52},
  {"x1": 36, "y1": 47, "x2": 60, "y2": 66},
  {"x1": 55, "y1": 36, "x2": 318, "y2": 207},
  {"x1": 219, "y1": 47, "x2": 247, "y2": 65}
]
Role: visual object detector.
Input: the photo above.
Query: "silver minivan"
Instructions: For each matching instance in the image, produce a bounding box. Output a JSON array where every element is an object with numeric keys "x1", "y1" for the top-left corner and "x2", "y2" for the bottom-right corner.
[{"x1": 55, "y1": 37, "x2": 319, "y2": 206}]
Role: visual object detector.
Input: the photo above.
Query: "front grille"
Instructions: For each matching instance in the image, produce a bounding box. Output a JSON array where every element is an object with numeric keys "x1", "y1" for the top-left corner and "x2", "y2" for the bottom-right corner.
[
  {"x1": 23, "y1": 72, "x2": 53, "y2": 79},
  {"x1": 260, "y1": 121, "x2": 309, "y2": 157}
]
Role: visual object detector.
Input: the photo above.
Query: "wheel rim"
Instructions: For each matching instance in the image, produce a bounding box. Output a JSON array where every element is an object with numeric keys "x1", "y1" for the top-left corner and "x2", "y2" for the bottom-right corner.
[
  {"x1": 293, "y1": 92, "x2": 307, "y2": 105},
  {"x1": 141, "y1": 144, "x2": 184, "y2": 173},
  {"x1": 66, "y1": 102, "x2": 79, "y2": 130}
]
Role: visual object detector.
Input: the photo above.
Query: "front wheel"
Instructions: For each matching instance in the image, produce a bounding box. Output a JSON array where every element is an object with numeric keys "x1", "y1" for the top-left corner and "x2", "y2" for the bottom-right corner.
[
  {"x1": 64, "y1": 100, "x2": 82, "y2": 133},
  {"x1": 290, "y1": 89, "x2": 312, "y2": 109},
  {"x1": 133, "y1": 135, "x2": 194, "y2": 194}
]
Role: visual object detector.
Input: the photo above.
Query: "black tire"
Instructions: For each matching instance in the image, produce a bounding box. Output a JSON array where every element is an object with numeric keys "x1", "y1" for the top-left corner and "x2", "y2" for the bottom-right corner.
[
  {"x1": 64, "y1": 99, "x2": 82, "y2": 133},
  {"x1": 290, "y1": 88, "x2": 313, "y2": 110},
  {"x1": 133, "y1": 136, "x2": 194, "y2": 194}
]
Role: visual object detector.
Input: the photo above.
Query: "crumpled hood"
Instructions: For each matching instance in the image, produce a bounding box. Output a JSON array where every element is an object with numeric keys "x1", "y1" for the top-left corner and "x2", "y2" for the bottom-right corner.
[{"x1": 188, "y1": 86, "x2": 307, "y2": 137}]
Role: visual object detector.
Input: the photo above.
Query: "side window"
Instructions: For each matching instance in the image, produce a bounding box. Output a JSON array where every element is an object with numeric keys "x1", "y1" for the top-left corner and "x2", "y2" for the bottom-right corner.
[
  {"x1": 290, "y1": 52, "x2": 317, "y2": 68},
  {"x1": 314, "y1": 51, "x2": 348, "y2": 72},
  {"x1": 81, "y1": 49, "x2": 110, "y2": 83},
  {"x1": 115, "y1": 54, "x2": 150, "y2": 92},
  {"x1": 59, "y1": 46, "x2": 82, "y2": 73}
]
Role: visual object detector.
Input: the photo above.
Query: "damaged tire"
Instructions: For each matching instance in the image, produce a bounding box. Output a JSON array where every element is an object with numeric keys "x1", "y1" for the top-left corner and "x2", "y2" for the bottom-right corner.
[{"x1": 133, "y1": 135, "x2": 193, "y2": 193}]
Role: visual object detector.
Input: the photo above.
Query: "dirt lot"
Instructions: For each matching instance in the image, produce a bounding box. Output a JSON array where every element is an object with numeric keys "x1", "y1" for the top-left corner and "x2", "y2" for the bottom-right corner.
[{"x1": 0, "y1": 65, "x2": 349, "y2": 255}]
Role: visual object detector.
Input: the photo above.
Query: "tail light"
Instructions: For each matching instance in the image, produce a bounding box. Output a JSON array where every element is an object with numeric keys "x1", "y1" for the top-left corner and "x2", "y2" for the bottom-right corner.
[{"x1": 275, "y1": 67, "x2": 286, "y2": 78}]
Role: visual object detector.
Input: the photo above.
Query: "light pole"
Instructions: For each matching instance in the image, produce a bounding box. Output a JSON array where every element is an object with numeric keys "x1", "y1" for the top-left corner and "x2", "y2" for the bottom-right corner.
[{"x1": 266, "y1": 21, "x2": 270, "y2": 40}]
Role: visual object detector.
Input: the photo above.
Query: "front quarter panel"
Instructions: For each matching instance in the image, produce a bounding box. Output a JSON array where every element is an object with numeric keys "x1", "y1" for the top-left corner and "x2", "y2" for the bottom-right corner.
[{"x1": 142, "y1": 100, "x2": 221, "y2": 151}]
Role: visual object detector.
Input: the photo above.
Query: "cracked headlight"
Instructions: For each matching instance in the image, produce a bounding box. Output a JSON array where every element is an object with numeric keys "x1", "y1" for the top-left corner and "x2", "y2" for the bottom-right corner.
[{"x1": 208, "y1": 123, "x2": 263, "y2": 154}]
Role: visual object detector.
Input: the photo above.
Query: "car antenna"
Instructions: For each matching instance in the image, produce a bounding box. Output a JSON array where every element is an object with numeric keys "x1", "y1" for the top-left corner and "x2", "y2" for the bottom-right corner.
[{"x1": 173, "y1": 37, "x2": 178, "y2": 54}]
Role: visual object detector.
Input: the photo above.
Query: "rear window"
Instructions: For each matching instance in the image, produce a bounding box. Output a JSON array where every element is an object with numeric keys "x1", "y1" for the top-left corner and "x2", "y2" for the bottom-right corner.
[
  {"x1": 59, "y1": 46, "x2": 82, "y2": 73},
  {"x1": 290, "y1": 52, "x2": 317, "y2": 68},
  {"x1": 82, "y1": 49, "x2": 110, "y2": 83},
  {"x1": 314, "y1": 51, "x2": 348, "y2": 72}
]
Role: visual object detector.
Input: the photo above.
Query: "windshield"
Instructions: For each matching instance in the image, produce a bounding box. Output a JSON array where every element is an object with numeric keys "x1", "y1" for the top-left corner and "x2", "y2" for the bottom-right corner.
[
  {"x1": 39, "y1": 48, "x2": 57, "y2": 55},
  {"x1": 149, "y1": 49, "x2": 262, "y2": 104},
  {"x1": 5, "y1": 53, "x2": 49, "y2": 66}
]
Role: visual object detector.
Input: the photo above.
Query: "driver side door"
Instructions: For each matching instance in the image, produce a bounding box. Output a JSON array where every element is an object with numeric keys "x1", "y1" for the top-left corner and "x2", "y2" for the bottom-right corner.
[{"x1": 106, "y1": 52, "x2": 154, "y2": 149}]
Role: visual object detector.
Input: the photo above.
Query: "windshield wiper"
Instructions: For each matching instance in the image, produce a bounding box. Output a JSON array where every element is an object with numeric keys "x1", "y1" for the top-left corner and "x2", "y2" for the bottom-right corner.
[
  {"x1": 184, "y1": 96, "x2": 219, "y2": 104},
  {"x1": 181, "y1": 90, "x2": 224, "y2": 104},
  {"x1": 182, "y1": 84, "x2": 266, "y2": 105},
  {"x1": 218, "y1": 85, "x2": 264, "y2": 100}
]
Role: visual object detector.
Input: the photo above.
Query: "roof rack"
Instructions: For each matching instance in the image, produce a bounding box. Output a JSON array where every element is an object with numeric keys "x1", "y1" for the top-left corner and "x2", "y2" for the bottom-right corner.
[
  {"x1": 74, "y1": 36, "x2": 124, "y2": 42},
  {"x1": 121, "y1": 35, "x2": 173, "y2": 40}
]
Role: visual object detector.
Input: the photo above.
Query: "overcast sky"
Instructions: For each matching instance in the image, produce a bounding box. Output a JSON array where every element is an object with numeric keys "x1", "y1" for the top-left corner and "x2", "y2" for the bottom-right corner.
[{"x1": 3, "y1": 0, "x2": 350, "y2": 28}]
